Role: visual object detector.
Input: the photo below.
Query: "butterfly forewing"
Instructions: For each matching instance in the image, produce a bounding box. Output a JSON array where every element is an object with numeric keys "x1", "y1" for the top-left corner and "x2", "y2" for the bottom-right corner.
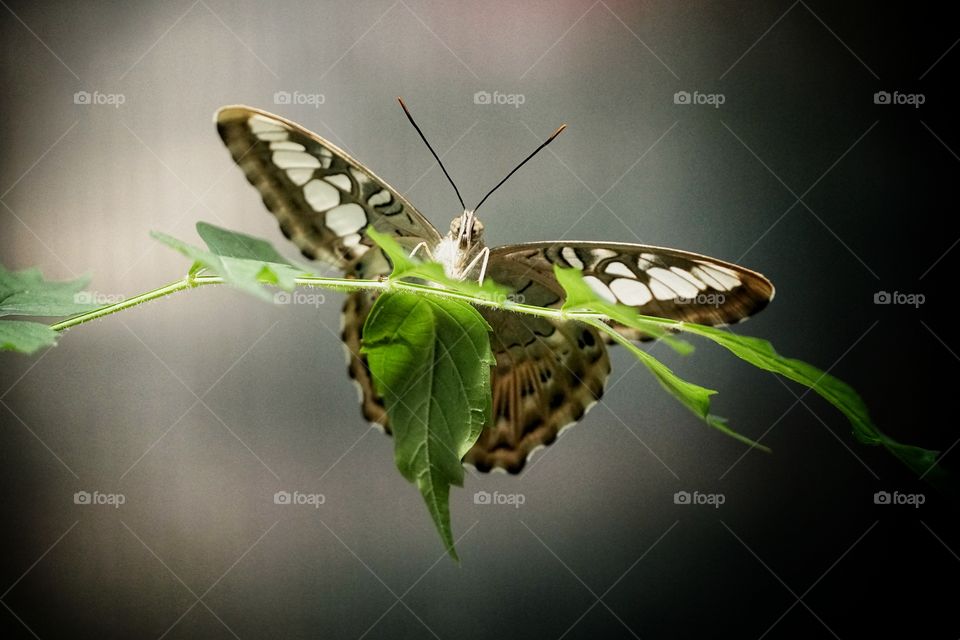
[
  {"x1": 216, "y1": 106, "x2": 441, "y2": 270},
  {"x1": 489, "y1": 242, "x2": 775, "y2": 327}
]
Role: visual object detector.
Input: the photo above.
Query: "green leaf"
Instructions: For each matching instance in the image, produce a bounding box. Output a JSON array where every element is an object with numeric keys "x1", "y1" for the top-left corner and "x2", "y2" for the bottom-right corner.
[
  {"x1": 0, "y1": 265, "x2": 98, "y2": 318},
  {"x1": 676, "y1": 323, "x2": 945, "y2": 483},
  {"x1": 361, "y1": 292, "x2": 494, "y2": 560},
  {"x1": 0, "y1": 319, "x2": 59, "y2": 354},
  {"x1": 593, "y1": 319, "x2": 770, "y2": 452},
  {"x1": 152, "y1": 222, "x2": 312, "y2": 301},
  {"x1": 0, "y1": 264, "x2": 102, "y2": 353}
]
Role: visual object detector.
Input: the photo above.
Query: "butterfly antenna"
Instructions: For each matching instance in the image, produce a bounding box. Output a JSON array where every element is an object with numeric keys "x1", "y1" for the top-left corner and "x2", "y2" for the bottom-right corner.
[
  {"x1": 473, "y1": 123, "x2": 566, "y2": 213},
  {"x1": 397, "y1": 97, "x2": 466, "y2": 210}
]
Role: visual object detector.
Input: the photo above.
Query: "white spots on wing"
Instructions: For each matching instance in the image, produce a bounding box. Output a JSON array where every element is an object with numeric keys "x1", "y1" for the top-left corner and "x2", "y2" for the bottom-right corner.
[
  {"x1": 671, "y1": 267, "x2": 707, "y2": 291},
  {"x1": 609, "y1": 278, "x2": 652, "y2": 305},
  {"x1": 248, "y1": 115, "x2": 284, "y2": 134},
  {"x1": 647, "y1": 278, "x2": 675, "y2": 301},
  {"x1": 697, "y1": 260, "x2": 738, "y2": 276},
  {"x1": 582, "y1": 275, "x2": 617, "y2": 304},
  {"x1": 561, "y1": 247, "x2": 584, "y2": 269},
  {"x1": 303, "y1": 179, "x2": 340, "y2": 212},
  {"x1": 269, "y1": 140, "x2": 305, "y2": 151},
  {"x1": 318, "y1": 147, "x2": 333, "y2": 169},
  {"x1": 603, "y1": 261, "x2": 633, "y2": 277},
  {"x1": 637, "y1": 252, "x2": 660, "y2": 270},
  {"x1": 326, "y1": 203, "x2": 367, "y2": 236},
  {"x1": 341, "y1": 233, "x2": 363, "y2": 247},
  {"x1": 272, "y1": 150, "x2": 321, "y2": 169},
  {"x1": 591, "y1": 248, "x2": 618, "y2": 260},
  {"x1": 367, "y1": 189, "x2": 392, "y2": 207},
  {"x1": 324, "y1": 173, "x2": 352, "y2": 192},
  {"x1": 349, "y1": 167, "x2": 371, "y2": 188},
  {"x1": 648, "y1": 267, "x2": 700, "y2": 298},
  {"x1": 255, "y1": 131, "x2": 287, "y2": 142},
  {"x1": 286, "y1": 168, "x2": 313, "y2": 186},
  {"x1": 691, "y1": 263, "x2": 741, "y2": 291}
]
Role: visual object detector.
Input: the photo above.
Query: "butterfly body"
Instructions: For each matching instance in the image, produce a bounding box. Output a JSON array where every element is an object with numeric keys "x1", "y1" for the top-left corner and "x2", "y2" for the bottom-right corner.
[{"x1": 216, "y1": 105, "x2": 775, "y2": 473}]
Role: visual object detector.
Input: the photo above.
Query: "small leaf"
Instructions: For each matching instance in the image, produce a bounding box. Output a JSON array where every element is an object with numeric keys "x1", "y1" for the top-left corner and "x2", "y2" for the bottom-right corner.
[
  {"x1": 362, "y1": 292, "x2": 494, "y2": 560},
  {"x1": 152, "y1": 222, "x2": 312, "y2": 300},
  {"x1": 0, "y1": 265, "x2": 98, "y2": 318},
  {"x1": 0, "y1": 320, "x2": 59, "y2": 354},
  {"x1": 594, "y1": 321, "x2": 769, "y2": 451},
  {"x1": 677, "y1": 323, "x2": 945, "y2": 482}
]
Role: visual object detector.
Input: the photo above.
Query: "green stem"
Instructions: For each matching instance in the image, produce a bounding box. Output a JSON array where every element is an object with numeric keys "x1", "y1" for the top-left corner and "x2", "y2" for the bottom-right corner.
[{"x1": 50, "y1": 273, "x2": 609, "y2": 333}]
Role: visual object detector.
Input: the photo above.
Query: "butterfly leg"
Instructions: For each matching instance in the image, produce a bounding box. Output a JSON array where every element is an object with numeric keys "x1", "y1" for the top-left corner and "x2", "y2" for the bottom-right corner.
[
  {"x1": 409, "y1": 241, "x2": 434, "y2": 261},
  {"x1": 462, "y1": 246, "x2": 491, "y2": 285}
]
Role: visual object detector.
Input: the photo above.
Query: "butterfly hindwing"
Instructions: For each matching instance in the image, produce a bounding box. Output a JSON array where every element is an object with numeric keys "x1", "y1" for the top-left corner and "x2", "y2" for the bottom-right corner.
[
  {"x1": 216, "y1": 106, "x2": 441, "y2": 270},
  {"x1": 489, "y1": 242, "x2": 775, "y2": 327},
  {"x1": 340, "y1": 259, "x2": 610, "y2": 474}
]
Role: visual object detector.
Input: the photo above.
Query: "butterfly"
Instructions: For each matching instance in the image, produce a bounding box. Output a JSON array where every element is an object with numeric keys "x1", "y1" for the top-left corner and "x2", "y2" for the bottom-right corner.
[{"x1": 216, "y1": 102, "x2": 775, "y2": 474}]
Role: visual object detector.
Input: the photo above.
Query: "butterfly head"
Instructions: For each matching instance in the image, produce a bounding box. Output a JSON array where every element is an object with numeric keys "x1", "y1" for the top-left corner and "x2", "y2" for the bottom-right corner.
[{"x1": 450, "y1": 209, "x2": 484, "y2": 250}]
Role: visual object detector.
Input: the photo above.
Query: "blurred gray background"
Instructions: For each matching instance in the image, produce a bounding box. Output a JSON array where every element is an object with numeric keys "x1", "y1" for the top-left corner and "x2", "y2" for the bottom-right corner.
[{"x1": 1, "y1": 1, "x2": 957, "y2": 638}]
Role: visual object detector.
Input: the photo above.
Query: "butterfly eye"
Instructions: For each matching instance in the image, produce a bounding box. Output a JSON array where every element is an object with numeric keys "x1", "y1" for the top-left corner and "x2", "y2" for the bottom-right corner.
[
  {"x1": 449, "y1": 218, "x2": 461, "y2": 236},
  {"x1": 471, "y1": 218, "x2": 484, "y2": 241}
]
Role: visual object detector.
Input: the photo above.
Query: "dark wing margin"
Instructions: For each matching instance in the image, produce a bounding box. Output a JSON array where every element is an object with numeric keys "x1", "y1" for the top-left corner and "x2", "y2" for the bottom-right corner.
[{"x1": 216, "y1": 105, "x2": 441, "y2": 270}]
